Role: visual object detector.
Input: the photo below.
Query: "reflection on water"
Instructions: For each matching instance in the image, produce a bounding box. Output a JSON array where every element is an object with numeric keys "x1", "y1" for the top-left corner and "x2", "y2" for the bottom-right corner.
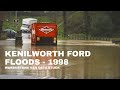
[{"x1": 0, "y1": 44, "x2": 120, "y2": 79}]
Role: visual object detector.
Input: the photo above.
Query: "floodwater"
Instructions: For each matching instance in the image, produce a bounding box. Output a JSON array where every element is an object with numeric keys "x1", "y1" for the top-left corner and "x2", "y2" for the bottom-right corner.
[{"x1": 0, "y1": 33, "x2": 120, "y2": 79}]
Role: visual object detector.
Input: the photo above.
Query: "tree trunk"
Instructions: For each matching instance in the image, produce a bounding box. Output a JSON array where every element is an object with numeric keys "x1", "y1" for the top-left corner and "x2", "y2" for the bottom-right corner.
[
  {"x1": 84, "y1": 11, "x2": 91, "y2": 40},
  {"x1": 63, "y1": 11, "x2": 67, "y2": 38},
  {"x1": 0, "y1": 11, "x2": 6, "y2": 31}
]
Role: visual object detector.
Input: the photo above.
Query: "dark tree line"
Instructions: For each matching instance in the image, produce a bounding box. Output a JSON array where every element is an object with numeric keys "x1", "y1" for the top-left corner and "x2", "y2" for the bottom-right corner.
[
  {"x1": 66, "y1": 11, "x2": 120, "y2": 38},
  {"x1": 1, "y1": 11, "x2": 120, "y2": 38}
]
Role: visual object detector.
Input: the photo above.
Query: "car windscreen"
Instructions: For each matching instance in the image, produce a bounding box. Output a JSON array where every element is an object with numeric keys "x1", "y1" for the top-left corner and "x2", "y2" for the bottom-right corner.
[{"x1": 22, "y1": 24, "x2": 30, "y2": 28}]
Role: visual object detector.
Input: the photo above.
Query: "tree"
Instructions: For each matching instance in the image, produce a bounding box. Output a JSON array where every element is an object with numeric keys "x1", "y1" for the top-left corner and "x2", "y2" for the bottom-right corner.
[
  {"x1": 107, "y1": 11, "x2": 120, "y2": 37},
  {"x1": 83, "y1": 11, "x2": 91, "y2": 39},
  {"x1": 0, "y1": 11, "x2": 6, "y2": 31},
  {"x1": 89, "y1": 11, "x2": 112, "y2": 37},
  {"x1": 63, "y1": 11, "x2": 67, "y2": 38}
]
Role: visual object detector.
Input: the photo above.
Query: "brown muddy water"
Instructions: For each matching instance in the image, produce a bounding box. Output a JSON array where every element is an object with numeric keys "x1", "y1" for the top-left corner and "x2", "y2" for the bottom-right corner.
[{"x1": 0, "y1": 33, "x2": 120, "y2": 79}]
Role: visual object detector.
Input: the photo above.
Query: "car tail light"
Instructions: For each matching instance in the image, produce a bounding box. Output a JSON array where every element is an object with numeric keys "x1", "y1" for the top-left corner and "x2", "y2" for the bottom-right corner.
[
  {"x1": 37, "y1": 37, "x2": 40, "y2": 41},
  {"x1": 53, "y1": 37, "x2": 56, "y2": 43}
]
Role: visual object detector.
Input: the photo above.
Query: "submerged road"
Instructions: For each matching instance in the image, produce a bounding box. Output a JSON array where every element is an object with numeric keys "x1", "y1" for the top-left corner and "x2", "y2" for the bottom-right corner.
[
  {"x1": 1, "y1": 39, "x2": 116, "y2": 46},
  {"x1": 0, "y1": 33, "x2": 118, "y2": 46},
  {"x1": 0, "y1": 33, "x2": 119, "y2": 79},
  {"x1": 0, "y1": 74, "x2": 56, "y2": 79}
]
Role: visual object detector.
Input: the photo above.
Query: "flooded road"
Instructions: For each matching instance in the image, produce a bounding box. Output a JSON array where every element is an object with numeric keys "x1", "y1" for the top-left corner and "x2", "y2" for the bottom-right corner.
[{"x1": 0, "y1": 33, "x2": 120, "y2": 79}]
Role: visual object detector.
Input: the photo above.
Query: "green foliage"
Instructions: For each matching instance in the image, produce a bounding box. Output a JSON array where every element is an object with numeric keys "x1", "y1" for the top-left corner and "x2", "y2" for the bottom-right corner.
[
  {"x1": 2, "y1": 11, "x2": 120, "y2": 39},
  {"x1": 67, "y1": 11, "x2": 84, "y2": 34},
  {"x1": 90, "y1": 12, "x2": 113, "y2": 37},
  {"x1": 2, "y1": 15, "x2": 57, "y2": 31},
  {"x1": 66, "y1": 11, "x2": 120, "y2": 38}
]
